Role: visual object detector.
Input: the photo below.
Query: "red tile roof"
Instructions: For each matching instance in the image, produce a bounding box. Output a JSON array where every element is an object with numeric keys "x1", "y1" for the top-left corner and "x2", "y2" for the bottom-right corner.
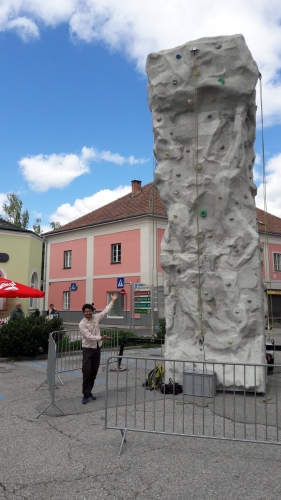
[
  {"x1": 44, "y1": 182, "x2": 166, "y2": 235},
  {"x1": 44, "y1": 182, "x2": 281, "y2": 237},
  {"x1": 256, "y1": 207, "x2": 281, "y2": 235}
]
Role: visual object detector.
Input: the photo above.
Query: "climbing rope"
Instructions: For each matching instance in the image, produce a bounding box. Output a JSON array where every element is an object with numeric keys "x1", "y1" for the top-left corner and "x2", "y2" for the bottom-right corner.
[{"x1": 192, "y1": 50, "x2": 204, "y2": 347}]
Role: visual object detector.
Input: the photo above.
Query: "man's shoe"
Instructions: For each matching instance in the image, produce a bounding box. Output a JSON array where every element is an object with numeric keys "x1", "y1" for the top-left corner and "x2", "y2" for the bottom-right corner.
[
  {"x1": 82, "y1": 396, "x2": 89, "y2": 404},
  {"x1": 89, "y1": 393, "x2": 96, "y2": 401}
]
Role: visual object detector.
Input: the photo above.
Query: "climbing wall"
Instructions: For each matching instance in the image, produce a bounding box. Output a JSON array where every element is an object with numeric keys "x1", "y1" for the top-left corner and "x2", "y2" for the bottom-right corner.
[{"x1": 146, "y1": 35, "x2": 266, "y2": 391}]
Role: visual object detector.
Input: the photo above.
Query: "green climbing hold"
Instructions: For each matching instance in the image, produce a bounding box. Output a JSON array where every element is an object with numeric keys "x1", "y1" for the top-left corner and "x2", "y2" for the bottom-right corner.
[
  {"x1": 218, "y1": 78, "x2": 225, "y2": 85},
  {"x1": 200, "y1": 209, "x2": 207, "y2": 218}
]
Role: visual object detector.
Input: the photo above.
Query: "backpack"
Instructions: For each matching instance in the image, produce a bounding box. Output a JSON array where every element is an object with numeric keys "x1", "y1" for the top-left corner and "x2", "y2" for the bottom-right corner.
[{"x1": 144, "y1": 364, "x2": 165, "y2": 390}]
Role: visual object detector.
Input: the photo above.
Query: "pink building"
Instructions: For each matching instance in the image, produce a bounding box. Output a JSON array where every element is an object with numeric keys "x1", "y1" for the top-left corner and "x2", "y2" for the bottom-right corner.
[
  {"x1": 257, "y1": 208, "x2": 281, "y2": 319},
  {"x1": 44, "y1": 181, "x2": 281, "y2": 324},
  {"x1": 44, "y1": 181, "x2": 167, "y2": 325}
]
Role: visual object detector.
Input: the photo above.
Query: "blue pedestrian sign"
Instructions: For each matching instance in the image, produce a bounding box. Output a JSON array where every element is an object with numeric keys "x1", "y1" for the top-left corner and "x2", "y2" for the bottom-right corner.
[
  {"x1": 70, "y1": 283, "x2": 78, "y2": 292},
  {"x1": 117, "y1": 277, "x2": 124, "y2": 289}
]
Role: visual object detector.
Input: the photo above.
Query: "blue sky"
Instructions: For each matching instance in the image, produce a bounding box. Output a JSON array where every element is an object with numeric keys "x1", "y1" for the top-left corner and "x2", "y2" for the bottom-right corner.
[{"x1": 1, "y1": 0, "x2": 281, "y2": 231}]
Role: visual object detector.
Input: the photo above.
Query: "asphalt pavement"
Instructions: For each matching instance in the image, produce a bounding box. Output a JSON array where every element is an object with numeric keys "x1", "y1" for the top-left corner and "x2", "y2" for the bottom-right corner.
[{"x1": 1, "y1": 344, "x2": 281, "y2": 500}]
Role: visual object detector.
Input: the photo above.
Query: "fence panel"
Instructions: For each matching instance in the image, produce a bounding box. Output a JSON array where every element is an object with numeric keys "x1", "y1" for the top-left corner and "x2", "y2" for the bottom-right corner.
[{"x1": 105, "y1": 356, "x2": 281, "y2": 455}]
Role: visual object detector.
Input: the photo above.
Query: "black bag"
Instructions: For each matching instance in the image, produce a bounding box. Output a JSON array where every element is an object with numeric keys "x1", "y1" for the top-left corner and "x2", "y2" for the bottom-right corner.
[{"x1": 160, "y1": 378, "x2": 183, "y2": 395}]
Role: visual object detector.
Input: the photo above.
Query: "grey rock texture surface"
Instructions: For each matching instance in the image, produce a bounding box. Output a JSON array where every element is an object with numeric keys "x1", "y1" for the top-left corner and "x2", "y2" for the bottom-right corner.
[{"x1": 146, "y1": 35, "x2": 265, "y2": 390}]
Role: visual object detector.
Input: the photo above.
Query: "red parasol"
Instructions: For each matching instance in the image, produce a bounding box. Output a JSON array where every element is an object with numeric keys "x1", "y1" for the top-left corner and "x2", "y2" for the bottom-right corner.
[{"x1": 0, "y1": 278, "x2": 45, "y2": 298}]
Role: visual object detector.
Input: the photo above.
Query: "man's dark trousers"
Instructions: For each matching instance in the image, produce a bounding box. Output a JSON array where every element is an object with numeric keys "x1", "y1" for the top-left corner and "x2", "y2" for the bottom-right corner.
[{"x1": 82, "y1": 346, "x2": 101, "y2": 397}]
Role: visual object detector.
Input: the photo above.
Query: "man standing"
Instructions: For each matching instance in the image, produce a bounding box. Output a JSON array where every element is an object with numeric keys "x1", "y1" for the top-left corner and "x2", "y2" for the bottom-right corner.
[
  {"x1": 79, "y1": 293, "x2": 118, "y2": 404},
  {"x1": 10, "y1": 302, "x2": 25, "y2": 320},
  {"x1": 46, "y1": 303, "x2": 56, "y2": 318}
]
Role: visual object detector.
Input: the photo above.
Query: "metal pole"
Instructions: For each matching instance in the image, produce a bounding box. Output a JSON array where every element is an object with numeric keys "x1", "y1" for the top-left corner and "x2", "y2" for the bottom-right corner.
[{"x1": 68, "y1": 286, "x2": 71, "y2": 324}]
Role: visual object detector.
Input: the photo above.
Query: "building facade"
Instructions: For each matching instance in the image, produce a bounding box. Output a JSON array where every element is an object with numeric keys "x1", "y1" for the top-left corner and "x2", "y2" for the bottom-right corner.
[
  {"x1": 0, "y1": 218, "x2": 43, "y2": 318},
  {"x1": 44, "y1": 181, "x2": 166, "y2": 325},
  {"x1": 44, "y1": 182, "x2": 281, "y2": 325}
]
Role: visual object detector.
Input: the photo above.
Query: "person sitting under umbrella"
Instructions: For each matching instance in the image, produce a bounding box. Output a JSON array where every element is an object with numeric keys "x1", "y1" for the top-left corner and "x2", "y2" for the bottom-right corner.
[{"x1": 10, "y1": 302, "x2": 25, "y2": 320}]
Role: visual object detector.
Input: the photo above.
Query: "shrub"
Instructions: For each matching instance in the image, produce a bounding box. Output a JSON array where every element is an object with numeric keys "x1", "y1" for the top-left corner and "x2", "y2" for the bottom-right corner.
[{"x1": 0, "y1": 311, "x2": 64, "y2": 358}]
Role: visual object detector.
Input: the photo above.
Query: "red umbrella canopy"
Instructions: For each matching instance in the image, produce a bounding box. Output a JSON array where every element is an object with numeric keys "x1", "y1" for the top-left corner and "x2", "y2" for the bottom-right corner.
[{"x1": 0, "y1": 278, "x2": 45, "y2": 298}]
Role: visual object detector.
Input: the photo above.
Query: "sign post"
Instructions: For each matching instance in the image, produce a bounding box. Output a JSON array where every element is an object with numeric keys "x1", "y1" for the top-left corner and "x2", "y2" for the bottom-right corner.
[{"x1": 133, "y1": 284, "x2": 151, "y2": 318}]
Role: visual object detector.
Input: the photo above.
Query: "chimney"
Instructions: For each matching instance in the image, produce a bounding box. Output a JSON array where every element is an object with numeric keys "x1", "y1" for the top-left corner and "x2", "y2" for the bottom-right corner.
[{"x1": 131, "y1": 180, "x2": 142, "y2": 195}]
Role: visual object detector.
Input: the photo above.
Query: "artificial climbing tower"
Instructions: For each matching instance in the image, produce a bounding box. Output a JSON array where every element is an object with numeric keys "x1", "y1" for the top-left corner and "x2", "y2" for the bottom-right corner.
[{"x1": 146, "y1": 34, "x2": 266, "y2": 391}]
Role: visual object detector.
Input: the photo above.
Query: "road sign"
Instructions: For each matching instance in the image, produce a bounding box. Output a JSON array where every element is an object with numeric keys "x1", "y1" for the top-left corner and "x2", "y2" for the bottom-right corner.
[
  {"x1": 120, "y1": 288, "x2": 126, "y2": 296},
  {"x1": 134, "y1": 283, "x2": 150, "y2": 291},
  {"x1": 134, "y1": 297, "x2": 151, "y2": 302},
  {"x1": 134, "y1": 290, "x2": 151, "y2": 296},
  {"x1": 70, "y1": 283, "x2": 78, "y2": 291},
  {"x1": 117, "y1": 277, "x2": 125, "y2": 289},
  {"x1": 134, "y1": 308, "x2": 151, "y2": 314}
]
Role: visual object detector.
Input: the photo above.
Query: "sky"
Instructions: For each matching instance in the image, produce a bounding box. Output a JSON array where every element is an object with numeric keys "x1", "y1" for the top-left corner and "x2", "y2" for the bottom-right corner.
[{"x1": 0, "y1": 0, "x2": 281, "y2": 233}]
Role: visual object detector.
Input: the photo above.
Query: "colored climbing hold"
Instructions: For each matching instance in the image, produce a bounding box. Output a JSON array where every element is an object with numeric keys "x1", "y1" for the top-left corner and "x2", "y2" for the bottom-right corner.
[
  {"x1": 196, "y1": 165, "x2": 202, "y2": 171},
  {"x1": 218, "y1": 78, "x2": 225, "y2": 85},
  {"x1": 194, "y1": 70, "x2": 200, "y2": 76},
  {"x1": 226, "y1": 283, "x2": 231, "y2": 287},
  {"x1": 173, "y1": 79, "x2": 178, "y2": 85},
  {"x1": 165, "y1": 152, "x2": 170, "y2": 156},
  {"x1": 187, "y1": 99, "x2": 193, "y2": 105},
  {"x1": 218, "y1": 196, "x2": 223, "y2": 200},
  {"x1": 208, "y1": 235, "x2": 213, "y2": 238},
  {"x1": 186, "y1": 149, "x2": 190, "y2": 153},
  {"x1": 215, "y1": 43, "x2": 222, "y2": 49},
  {"x1": 219, "y1": 145, "x2": 225, "y2": 150},
  {"x1": 156, "y1": 116, "x2": 162, "y2": 122},
  {"x1": 191, "y1": 280, "x2": 195, "y2": 283},
  {"x1": 228, "y1": 340, "x2": 233, "y2": 345},
  {"x1": 173, "y1": 215, "x2": 178, "y2": 218},
  {"x1": 200, "y1": 209, "x2": 207, "y2": 218},
  {"x1": 176, "y1": 54, "x2": 182, "y2": 59},
  {"x1": 204, "y1": 292, "x2": 208, "y2": 295}
]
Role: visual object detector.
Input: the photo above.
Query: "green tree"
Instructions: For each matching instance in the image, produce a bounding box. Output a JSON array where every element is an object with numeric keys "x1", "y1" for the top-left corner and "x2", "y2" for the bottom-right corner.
[
  {"x1": 50, "y1": 221, "x2": 61, "y2": 230},
  {"x1": 2, "y1": 193, "x2": 29, "y2": 229},
  {"x1": 33, "y1": 217, "x2": 43, "y2": 235}
]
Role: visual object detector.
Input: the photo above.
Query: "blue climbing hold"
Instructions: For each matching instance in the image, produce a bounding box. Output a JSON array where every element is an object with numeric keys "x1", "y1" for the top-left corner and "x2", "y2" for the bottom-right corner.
[{"x1": 176, "y1": 54, "x2": 182, "y2": 59}]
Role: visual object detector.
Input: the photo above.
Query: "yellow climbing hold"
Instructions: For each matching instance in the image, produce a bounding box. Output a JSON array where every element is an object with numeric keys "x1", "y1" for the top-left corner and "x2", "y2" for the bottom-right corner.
[
  {"x1": 194, "y1": 70, "x2": 200, "y2": 76},
  {"x1": 173, "y1": 215, "x2": 178, "y2": 218},
  {"x1": 165, "y1": 152, "x2": 170, "y2": 156},
  {"x1": 228, "y1": 340, "x2": 233, "y2": 345},
  {"x1": 196, "y1": 165, "x2": 202, "y2": 171}
]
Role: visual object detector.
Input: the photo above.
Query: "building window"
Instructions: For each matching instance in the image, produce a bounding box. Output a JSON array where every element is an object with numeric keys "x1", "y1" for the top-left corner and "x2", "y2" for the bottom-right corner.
[
  {"x1": 111, "y1": 243, "x2": 121, "y2": 264},
  {"x1": 63, "y1": 291, "x2": 70, "y2": 310},
  {"x1": 107, "y1": 292, "x2": 124, "y2": 317},
  {"x1": 64, "y1": 250, "x2": 72, "y2": 269},
  {"x1": 29, "y1": 271, "x2": 39, "y2": 309},
  {"x1": 273, "y1": 253, "x2": 281, "y2": 272}
]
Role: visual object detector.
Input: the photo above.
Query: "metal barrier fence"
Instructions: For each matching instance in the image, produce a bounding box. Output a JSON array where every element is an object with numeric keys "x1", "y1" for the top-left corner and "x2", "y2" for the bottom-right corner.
[
  {"x1": 105, "y1": 356, "x2": 281, "y2": 455},
  {"x1": 36, "y1": 328, "x2": 119, "y2": 416}
]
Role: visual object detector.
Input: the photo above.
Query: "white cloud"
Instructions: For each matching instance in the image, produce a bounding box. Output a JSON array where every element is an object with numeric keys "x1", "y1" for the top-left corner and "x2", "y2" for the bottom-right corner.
[
  {"x1": 1, "y1": 1, "x2": 281, "y2": 124},
  {"x1": 48, "y1": 185, "x2": 131, "y2": 226},
  {"x1": 5, "y1": 17, "x2": 39, "y2": 41},
  {"x1": 19, "y1": 146, "x2": 148, "y2": 192},
  {"x1": 256, "y1": 153, "x2": 281, "y2": 218}
]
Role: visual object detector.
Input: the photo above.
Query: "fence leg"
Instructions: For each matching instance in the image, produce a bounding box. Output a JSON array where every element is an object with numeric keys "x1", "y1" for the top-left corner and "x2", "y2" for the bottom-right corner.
[
  {"x1": 36, "y1": 402, "x2": 65, "y2": 419},
  {"x1": 118, "y1": 429, "x2": 127, "y2": 456}
]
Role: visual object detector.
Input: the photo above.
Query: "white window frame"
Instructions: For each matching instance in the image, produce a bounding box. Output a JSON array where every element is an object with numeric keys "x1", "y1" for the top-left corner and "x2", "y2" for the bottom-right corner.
[
  {"x1": 107, "y1": 291, "x2": 124, "y2": 318},
  {"x1": 29, "y1": 271, "x2": 39, "y2": 309},
  {"x1": 273, "y1": 253, "x2": 281, "y2": 272},
  {"x1": 111, "y1": 243, "x2": 121, "y2": 264},
  {"x1": 64, "y1": 250, "x2": 72, "y2": 269},
  {"x1": 63, "y1": 291, "x2": 70, "y2": 310}
]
